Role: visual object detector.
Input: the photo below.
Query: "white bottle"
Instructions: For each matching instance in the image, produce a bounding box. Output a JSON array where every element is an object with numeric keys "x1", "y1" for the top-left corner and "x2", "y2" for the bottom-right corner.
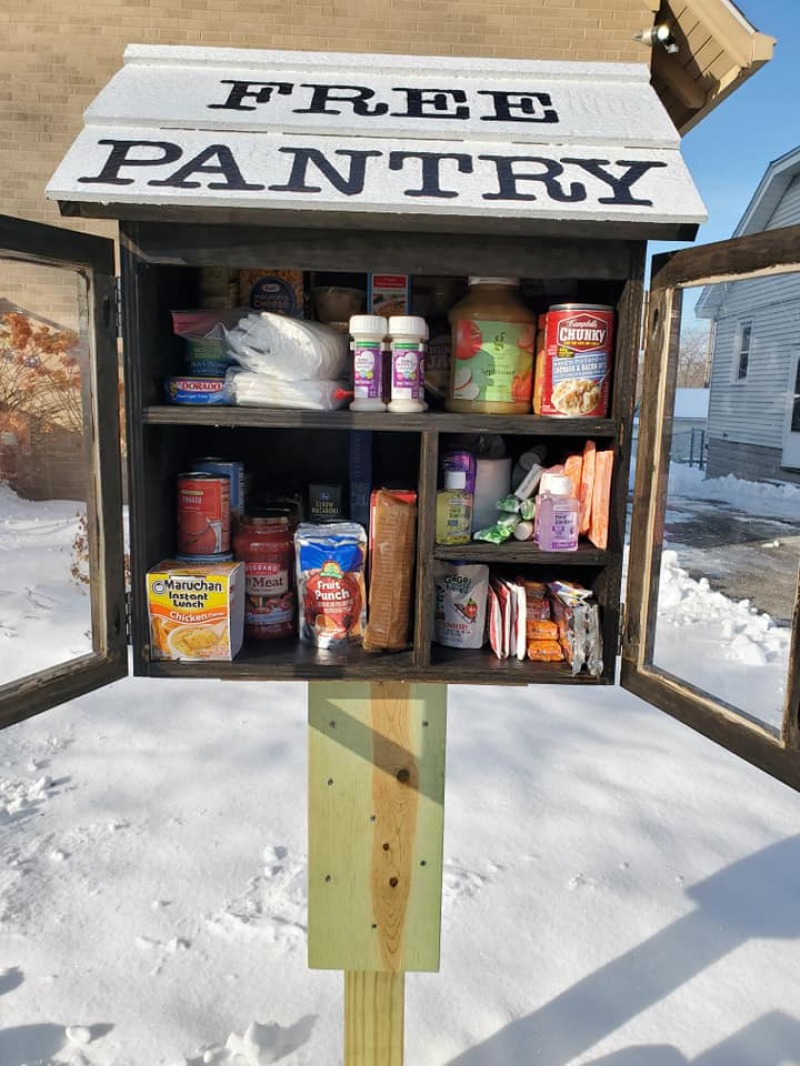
[
  {"x1": 349, "y1": 314, "x2": 388, "y2": 412},
  {"x1": 387, "y1": 315, "x2": 428, "y2": 413}
]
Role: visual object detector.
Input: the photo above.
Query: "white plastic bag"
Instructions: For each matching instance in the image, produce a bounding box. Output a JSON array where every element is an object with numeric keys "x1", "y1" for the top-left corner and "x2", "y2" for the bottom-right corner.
[
  {"x1": 225, "y1": 369, "x2": 351, "y2": 411},
  {"x1": 225, "y1": 312, "x2": 349, "y2": 381}
]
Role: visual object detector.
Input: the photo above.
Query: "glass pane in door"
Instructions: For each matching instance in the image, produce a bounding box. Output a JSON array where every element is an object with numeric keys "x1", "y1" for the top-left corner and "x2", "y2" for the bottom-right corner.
[
  {"x1": 0, "y1": 260, "x2": 94, "y2": 683},
  {"x1": 647, "y1": 278, "x2": 800, "y2": 732}
]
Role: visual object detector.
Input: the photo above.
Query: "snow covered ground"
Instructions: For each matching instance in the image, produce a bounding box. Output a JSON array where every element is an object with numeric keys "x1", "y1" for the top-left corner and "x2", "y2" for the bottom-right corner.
[{"x1": 1, "y1": 470, "x2": 799, "y2": 1066}]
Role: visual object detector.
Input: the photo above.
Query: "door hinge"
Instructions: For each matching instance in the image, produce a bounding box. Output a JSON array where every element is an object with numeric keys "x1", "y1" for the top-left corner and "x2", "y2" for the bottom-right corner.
[
  {"x1": 618, "y1": 603, "x2": 627, "y2": 656},
  {"x1": 124, "y1": 589, "x2": 132, "y2": 646},
  {"x1": 114, "y1": 275, "x2": 123, "y2": 340}
]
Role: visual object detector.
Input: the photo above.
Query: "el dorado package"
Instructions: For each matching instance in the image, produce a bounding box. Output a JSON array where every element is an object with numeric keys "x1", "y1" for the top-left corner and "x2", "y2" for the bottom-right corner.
[{"x1": 147, "y1": 560, "x2": 244, "y2": 661}]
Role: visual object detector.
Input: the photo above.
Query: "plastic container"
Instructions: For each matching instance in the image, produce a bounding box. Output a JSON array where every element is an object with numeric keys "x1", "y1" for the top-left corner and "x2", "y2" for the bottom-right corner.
[
  {"x1": 534, "y1": 473, "x2": 580, "y2": 552},
  {"x1": 349, "y1": 314, "x2": 388, "y2": 412},
  {"x1": 387, "y1": 316, "x2": 428, "y2": 413},
  {"x1": 446, "y1": 277, "x2": 536, "y2": 414},
  {"x1": 435, "y1": 469, "x2": 473, "y2": 545},
  {"x1": 233, "y1": 510, "x2": 296, "y2": 639}
]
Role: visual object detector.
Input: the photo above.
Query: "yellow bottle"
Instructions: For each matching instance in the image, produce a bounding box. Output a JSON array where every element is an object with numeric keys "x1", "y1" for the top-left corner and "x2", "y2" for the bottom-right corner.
[{"x1": 435, "y1": 470, "x2": 473, "y2": 545}]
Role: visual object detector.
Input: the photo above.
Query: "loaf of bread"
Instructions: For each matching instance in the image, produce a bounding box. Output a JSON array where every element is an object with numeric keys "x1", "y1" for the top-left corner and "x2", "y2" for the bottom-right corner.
[{"x1": 363, "y1": 490, "x2": 417, "y2": 653}]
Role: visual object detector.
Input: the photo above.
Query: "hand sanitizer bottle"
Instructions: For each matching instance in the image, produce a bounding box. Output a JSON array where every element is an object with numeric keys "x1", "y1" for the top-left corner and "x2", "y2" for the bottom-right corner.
[{"x1": 534, "y1": 473, "x2": 579, "y2": 551}]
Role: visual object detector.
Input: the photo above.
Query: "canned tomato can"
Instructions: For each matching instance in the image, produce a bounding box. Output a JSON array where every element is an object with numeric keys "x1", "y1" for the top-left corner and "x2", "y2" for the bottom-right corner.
[
  {"x1": 537, "y1": 304, "x2": 615, "y2": 417},
  {"x1": 189, "y1": 458, "x2": 245, "y2": 529},
  {"x1": 176, "y1": 473, "x2": 230, "y2": 556}
]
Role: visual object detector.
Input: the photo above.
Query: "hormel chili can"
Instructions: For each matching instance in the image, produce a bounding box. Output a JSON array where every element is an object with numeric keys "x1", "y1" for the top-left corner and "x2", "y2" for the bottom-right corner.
[
  {"x1": 177, "y1": 473, "x2": 230, "y2": 556},
  {"x1": 537, "y1": 304, "x2": 615, "y2": 417}
]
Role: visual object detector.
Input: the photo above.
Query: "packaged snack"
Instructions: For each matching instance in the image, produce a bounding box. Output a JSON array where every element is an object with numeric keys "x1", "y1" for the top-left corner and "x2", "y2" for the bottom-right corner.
[
  {"x1": 547, "y1": 580, "x2": 603, "y2": 676},
  {"x1": 527, "y1": 639, "x2": 564, "y2": 662},
  {"x1": 363, "y1": 490, "x2": 418, "y2": 653},
  {"x1": 295, "y1": 522, "x2": 367, "y2": 648},
  {"x1": 433, "y1": 562, "x2": 489, "y2": 649}
]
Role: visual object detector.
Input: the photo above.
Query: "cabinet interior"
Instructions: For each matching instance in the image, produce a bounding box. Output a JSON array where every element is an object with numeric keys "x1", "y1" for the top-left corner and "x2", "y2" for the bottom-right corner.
[{"x1": 120, "y1": 223, "x2": 642, "y2": 685}]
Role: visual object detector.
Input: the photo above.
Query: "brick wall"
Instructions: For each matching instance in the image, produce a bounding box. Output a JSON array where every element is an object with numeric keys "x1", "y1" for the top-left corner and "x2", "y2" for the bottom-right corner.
[{"x1": 1, "y1": 0, "x2": 656, "y2": 235}]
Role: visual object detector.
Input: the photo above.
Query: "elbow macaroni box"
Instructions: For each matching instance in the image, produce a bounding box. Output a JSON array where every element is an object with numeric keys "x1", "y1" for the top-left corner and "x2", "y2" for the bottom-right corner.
[{"x1": 147, "y1": 560, "x2": 244, "y2": 661}]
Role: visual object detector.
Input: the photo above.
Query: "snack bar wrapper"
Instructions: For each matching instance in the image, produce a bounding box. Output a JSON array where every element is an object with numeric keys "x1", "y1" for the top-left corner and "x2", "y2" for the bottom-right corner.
[{"x1": 547, "y1": 580, "x2": 603, "y2": 677}]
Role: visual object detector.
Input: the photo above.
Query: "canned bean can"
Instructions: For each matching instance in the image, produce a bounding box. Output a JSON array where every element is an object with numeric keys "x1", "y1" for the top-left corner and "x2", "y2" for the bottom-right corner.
[
  {"x1": 177, "y1": 473, "x2": 230, "y2": 556},
  {"x1": 537, "y1": 304, "x2": 615, "y2": 417},
  {"x1": 189, "y1": 458, "x2": 246, "y2": 529}
]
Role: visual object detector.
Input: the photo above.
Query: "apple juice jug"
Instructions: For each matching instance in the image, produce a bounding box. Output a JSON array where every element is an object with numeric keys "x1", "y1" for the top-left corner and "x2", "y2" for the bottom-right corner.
[{"x1": 446, "y1": 277, "x2": 536, "y2": 414}]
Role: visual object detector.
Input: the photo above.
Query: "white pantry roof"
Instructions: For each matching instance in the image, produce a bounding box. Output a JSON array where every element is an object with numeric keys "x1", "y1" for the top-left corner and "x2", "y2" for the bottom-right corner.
[{"x1": 47, "y1": 45, "x2": 707, "y2": 239}]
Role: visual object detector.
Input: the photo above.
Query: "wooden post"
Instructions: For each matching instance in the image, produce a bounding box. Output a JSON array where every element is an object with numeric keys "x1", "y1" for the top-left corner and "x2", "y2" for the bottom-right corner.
[
  {"x1": 308, "y1": 680, "x2": 447, "y2": 1064},
  {"x1": 344, "y1": 972, "x2": 404, "y2": 1066}
]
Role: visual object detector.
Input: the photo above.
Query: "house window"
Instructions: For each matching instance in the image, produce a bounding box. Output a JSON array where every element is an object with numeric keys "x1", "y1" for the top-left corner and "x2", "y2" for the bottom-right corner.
[
  {"x1": 791, "y1": 358, "x2": 800, "y2": 433},
  {"x1": 734, "y1": 321, "x2": 752, "y2": 381}
]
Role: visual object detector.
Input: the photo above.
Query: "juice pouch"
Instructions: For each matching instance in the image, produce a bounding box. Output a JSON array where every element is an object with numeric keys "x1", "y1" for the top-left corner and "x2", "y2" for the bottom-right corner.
[{"x1": 295, "y1": 522, "x2": 367, "y2": 648}]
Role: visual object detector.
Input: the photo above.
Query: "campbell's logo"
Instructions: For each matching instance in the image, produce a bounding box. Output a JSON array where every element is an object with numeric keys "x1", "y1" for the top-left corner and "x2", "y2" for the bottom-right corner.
[{"x1": 557, "y1": 314, "x2": 608, "y2": 347}]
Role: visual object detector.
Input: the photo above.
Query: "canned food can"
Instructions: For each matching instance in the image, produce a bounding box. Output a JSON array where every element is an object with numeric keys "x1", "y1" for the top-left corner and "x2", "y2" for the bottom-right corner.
[
  {"x1": 174, "y1": 551, "x2": 235, "y2": 564},
  {"x1": 177, "y1": 473, "x2": 231, "y2": 555},
  {"x1": 189, "y1": 458, "x2": 246, "y2": 528},
  {"x1": 537, "y1": 304, "x2": 615, "y2": 417}
]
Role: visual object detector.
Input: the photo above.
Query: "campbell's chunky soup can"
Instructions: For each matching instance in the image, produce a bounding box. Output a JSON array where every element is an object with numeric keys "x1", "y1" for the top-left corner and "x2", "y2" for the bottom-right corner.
[
  {"x1": 535, "y1": 304, "x2": 615, "y2": 418},
  {"x1": 177, "y1": 472, "x2": 230, "y2": 556}
]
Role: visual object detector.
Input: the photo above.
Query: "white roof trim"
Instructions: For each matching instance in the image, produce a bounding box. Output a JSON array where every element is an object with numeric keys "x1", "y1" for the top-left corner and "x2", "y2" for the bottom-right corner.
[
  {"x1": 733, "y1": 146, "x2": 800, "y2": 237},
  {"x1": 47, "y1": 45, "x2": 706, "y2": 236}
]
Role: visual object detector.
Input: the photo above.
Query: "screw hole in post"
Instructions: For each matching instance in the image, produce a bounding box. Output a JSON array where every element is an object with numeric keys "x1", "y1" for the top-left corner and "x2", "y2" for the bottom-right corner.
[
  {"x1": 389, "y1": 877, "x2": 399, "y2": 888},
  {"x1": 327, "y1": 778, "x2": 334, "y2": 786},
  {"x1": 383, "y1": 842, "x2": 390, "y2": 851},
  {"x1": 396, "y1": 768, "x2": 410, "y2": 784}
]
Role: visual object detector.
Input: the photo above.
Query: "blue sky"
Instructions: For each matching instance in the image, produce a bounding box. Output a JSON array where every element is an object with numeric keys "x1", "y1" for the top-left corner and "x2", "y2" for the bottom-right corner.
[{"x1": 653, "y1": 0, "x2": 800, "y2": 259}]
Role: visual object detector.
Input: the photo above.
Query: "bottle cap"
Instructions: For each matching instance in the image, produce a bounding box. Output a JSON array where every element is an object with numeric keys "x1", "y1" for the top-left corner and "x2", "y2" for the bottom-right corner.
[
  {"x1": 540, "y1": 473, "x2": 573, "y2": 496},
  {"x1": 349, "y1": 314, "x2": 388, "y2": 336},
  {"x1": 444, "y1": 469, "x2": 467, "y2": 490},
  {"x1": 388, "y1": 315, "x2": 428, "y2": 340},
  {"x1": 468, "y1": 277, "x2": 519, "y2": 287}
]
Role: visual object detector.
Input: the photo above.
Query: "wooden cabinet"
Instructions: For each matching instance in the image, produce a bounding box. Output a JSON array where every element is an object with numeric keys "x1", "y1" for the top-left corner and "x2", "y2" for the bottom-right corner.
[{"x1": 119, "y1": 222, "x2": 644, "y2": 685}]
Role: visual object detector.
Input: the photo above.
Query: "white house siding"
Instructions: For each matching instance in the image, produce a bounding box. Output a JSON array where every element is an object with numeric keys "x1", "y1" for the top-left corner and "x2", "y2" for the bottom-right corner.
[
  {"x1": 766, "y1": 174, "x2": 800, "y2": 229},
  {"x1": 705, "y1": 270, "x2": 800, "y2": 483}
]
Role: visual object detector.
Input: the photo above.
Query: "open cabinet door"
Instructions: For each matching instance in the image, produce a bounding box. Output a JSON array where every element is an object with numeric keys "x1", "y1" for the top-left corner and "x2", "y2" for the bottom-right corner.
[
  {"x1": 622, "y1": 223, "x2": 800, "y2": 791},
  {"x1": 0, "y1": 215, "x2": 126, "y2": 729}
]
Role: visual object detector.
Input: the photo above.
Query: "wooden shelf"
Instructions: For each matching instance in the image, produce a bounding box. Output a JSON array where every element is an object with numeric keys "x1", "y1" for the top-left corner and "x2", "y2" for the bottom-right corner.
[
  {"x1": 433, "y1": 542, "x2": 608, "y2": 565},
  {"x1": 142, "y1": 405, "x2": 617, "y2": 437},
  {"x1": 143, "y1": 639, "x2": 608, "y2": 685},
  {"x1": 145, "y1": 640, "x2": 416, "y2": 681}
]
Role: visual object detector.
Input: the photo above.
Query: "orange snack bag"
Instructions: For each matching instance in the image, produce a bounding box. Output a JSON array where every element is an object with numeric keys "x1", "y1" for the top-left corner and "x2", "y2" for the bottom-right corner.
[
  {"x1": 527, "y1": 619, "x2": 559, "y2": 641},
  {"x1": 579, "y1": 440, "x2": 596, "y2": 535},
  {"x1": 564, "y1": 453, "x2": 583, "y2": 501},
  {"x1": 588, "y1": 449, "x2": 614, "y2": 550},
  {"x1": 527, "y1": 639, "x2": 564, "y2": 662}
]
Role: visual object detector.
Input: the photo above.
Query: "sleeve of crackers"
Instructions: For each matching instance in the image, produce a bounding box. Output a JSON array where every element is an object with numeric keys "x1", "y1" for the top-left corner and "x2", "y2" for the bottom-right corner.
[{"x1": 363, "y1": 490, "x2": 418, "y2": 653}]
